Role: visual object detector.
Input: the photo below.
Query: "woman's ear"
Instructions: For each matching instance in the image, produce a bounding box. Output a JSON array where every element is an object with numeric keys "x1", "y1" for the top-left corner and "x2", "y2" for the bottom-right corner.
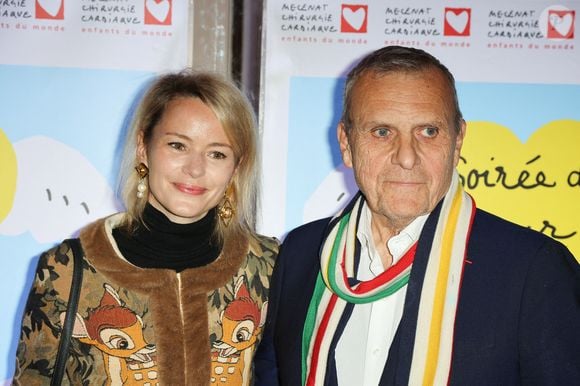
[
  {"x1": 234, "y1": 155, "x2": 243, "y2": 174},
  {"x1": 136, "y1": 131, "x2": 148, "y2": 165}
]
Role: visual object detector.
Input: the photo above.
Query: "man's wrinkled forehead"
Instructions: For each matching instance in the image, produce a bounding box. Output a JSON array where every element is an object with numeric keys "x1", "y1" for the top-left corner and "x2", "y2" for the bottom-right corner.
[{"x1": 346, "y1": 69, "x2": 458, "y2": 134}]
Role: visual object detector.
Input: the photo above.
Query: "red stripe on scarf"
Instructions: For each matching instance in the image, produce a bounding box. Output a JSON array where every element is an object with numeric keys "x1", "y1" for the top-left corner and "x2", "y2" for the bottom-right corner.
[
  {"x1": 355, "y1": 243, "x2": 417, "y2": 293},
  {"x1": 339, "y1": 242, "x2": 416, "y2": 295},
  {"x1": 307, "y1": 294, "x2": 339, "y2": 386}
]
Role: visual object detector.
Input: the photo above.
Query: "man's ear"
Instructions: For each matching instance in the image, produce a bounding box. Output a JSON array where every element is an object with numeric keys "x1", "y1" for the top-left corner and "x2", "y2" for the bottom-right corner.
[
  {"x1": 453, "y1": 119, "x2": 467, "y2": 167},
  {"x1": 337, "y1": 123, "x2": 353, "y2": 168}
]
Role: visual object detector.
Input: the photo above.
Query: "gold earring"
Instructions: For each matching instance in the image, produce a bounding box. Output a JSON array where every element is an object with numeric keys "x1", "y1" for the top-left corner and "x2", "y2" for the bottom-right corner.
[
  {"x1": 135, "y1": 163, "x2": 149, "y2": 198},
  {"x1": 217, "y1": 185, "x2": 235, "y2": 227}
]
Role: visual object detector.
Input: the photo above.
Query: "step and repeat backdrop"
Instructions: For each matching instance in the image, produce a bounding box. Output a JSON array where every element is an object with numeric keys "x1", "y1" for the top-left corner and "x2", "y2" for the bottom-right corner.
[
  {"x1": 0, "y1": 0, "x2": 579, "y2": 383},
  {"x1": 259, "y1": 0, "x2": 580, "y2": 264},
  {"x1": 0, "y1": 0, "x2": 189, "y2": 382}
]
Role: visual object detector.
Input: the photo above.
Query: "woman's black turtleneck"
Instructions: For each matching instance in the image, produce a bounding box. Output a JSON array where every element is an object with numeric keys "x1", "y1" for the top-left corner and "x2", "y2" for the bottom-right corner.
[{"x1": 113, "y1": 204, "x2": 222, "y2": 272}]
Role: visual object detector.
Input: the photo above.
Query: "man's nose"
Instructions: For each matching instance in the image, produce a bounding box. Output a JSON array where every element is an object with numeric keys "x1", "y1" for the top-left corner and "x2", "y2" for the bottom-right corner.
[{"x1": 392, "y1": 135, "x2": 419, "y2": 169}]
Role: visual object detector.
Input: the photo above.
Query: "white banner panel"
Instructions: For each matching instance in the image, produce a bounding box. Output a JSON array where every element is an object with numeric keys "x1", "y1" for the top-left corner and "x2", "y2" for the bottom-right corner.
[
  {"x1": 0, "y1": 0, "x2": 190, "y2": 70},
  {"x1": 0, "y1": 1, "x2": 191, "y2": 382},
  {"x1": 259, "y1": 0, "x2": 580, "y2": 262}
]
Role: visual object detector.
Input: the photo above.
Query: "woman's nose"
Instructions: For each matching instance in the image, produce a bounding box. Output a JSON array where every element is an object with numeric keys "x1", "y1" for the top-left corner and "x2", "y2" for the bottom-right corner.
[{"x1": 182, "y1": 153, "x2": 206, "y2": 177}]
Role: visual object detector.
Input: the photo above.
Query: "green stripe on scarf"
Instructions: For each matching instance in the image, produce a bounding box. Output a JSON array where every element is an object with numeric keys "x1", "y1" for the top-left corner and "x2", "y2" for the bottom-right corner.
[{"x1": 301, "y1": 273, "x2": 328, "y2": 385}]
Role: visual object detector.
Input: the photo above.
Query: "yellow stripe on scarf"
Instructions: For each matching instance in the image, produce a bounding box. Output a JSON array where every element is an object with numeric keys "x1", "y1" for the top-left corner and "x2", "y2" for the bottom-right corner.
[{"x1": 422, "y1": 185, "x2": 463, "y2": 385}]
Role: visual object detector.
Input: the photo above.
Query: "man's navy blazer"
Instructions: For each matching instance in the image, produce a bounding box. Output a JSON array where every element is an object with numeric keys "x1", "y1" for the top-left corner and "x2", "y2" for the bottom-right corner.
[{"x1": 254, "y1": 208, "x2": 580, "y2": 385}]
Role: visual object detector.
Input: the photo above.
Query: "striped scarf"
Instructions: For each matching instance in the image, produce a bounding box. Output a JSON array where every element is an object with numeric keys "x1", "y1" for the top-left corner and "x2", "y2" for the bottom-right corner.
[{"x1": 302, "y1": 172, "x2": 475, "y2": 385}]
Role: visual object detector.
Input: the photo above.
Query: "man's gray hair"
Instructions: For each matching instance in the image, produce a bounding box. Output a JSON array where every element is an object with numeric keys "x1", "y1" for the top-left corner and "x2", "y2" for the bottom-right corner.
[{"x1": 341, "y1": 45, "x2": 463, "y2": 133}]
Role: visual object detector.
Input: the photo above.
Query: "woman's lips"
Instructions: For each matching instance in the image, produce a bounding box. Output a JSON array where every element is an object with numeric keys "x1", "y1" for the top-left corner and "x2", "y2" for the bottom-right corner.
[{"x1": 174, "y1": 183, "x2": 207, "y2": 195}]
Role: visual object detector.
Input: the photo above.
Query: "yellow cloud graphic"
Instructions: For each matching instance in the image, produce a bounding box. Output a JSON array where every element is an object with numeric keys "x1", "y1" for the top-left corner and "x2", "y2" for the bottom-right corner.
[
  {"x1": 0, "y1": 128, "x2": 17, "y2": 223},
  {"x1": 458, "y1": 120, "x2": 580, "y2": 261}
]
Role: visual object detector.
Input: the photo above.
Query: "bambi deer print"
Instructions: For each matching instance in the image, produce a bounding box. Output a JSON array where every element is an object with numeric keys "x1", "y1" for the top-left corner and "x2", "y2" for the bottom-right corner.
[
  {"x1": 211, "y1": 276, "x2": 267, "y2": 385},
  {"x1": 60, "y1": 284, "x2": 159, "y2": 386}
]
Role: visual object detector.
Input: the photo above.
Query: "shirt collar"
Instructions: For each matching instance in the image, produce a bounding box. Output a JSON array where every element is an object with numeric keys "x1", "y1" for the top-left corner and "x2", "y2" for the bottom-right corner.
[{"x1": 357, "y1": 202, "x2": 428, "y2": 275}]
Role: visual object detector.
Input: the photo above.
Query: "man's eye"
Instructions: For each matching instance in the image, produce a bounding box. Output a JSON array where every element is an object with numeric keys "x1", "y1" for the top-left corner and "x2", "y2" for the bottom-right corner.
[
  {"x1": 421, "y1": 127, "x2": 438, "y2": 138},
  {"x1": 169, "y1": 142, "x2": 185, "y2": 151},
  {"x1": 372, "y1": 127, "x2": 390, "y2": 137}
]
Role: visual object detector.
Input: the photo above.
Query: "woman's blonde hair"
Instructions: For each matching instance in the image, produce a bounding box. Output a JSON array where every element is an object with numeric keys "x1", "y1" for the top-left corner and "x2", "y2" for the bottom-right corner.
[{"x1": 118, "y1": 69, "x2": 259, "y2": 241}]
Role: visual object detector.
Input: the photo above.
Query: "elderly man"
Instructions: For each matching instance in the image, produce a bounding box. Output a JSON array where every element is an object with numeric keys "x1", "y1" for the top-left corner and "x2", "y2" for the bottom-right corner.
[{"x1": 255, "y1": 46, "x2": 579, "y2": 385}]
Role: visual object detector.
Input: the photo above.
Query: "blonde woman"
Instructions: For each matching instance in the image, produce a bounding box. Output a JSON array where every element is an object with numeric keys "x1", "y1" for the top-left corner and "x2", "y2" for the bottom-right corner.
[{"x1": 14, "y1": 70, "x2": 278, "y2": 385}]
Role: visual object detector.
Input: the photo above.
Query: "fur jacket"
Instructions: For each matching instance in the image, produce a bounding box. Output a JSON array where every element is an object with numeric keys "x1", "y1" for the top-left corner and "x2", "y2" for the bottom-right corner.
[{"x1": 13, "y1": 213, "x2": 278, "y2": 385}]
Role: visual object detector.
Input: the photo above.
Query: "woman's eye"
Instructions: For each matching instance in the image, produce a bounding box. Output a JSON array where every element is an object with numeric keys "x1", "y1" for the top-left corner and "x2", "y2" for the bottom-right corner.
[
  {"x1": 421, "y1": 127, "x2": 438, "y2": 138},
  {"x1": 372, "y1": 127, "x2": 390, "y2": 138},
  {"x1": 169, "y1": 142, "x2": 185, "y2": 151},
  {"x1": 209, "y1": 151, "x2": 227, "y2": 160}
]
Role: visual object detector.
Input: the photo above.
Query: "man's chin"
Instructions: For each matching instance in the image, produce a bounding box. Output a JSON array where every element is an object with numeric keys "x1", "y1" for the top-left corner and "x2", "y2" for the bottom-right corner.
[{"x1": 372, "y1": 206, "x2": 427, "y2": 230}]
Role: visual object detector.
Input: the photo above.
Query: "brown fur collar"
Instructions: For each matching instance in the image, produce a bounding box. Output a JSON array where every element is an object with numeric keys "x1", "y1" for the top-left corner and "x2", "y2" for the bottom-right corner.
[{"x1": 79, "y1": 213, "x2": 250, "y2": 385}]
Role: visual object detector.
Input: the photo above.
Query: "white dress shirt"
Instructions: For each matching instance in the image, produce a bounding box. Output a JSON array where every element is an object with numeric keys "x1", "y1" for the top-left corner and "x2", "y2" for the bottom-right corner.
[{"x1": 335, "y1": 204, "x2": 428, "y2": 386}]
